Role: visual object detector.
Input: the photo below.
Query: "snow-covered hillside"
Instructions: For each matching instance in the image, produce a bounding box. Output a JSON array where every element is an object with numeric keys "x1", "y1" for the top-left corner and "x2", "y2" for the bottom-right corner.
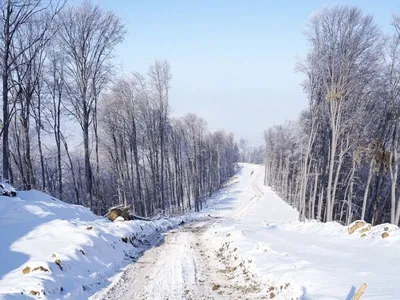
[
  {"x1": 2, "y1": 164, "x2": 400, "y2": 300},
  {"x1": 0, "y1": 190, "x2": 193, "y2": 299},
  {"x1": 203, "y1": 164, "x2": 400, "y2": 299}
]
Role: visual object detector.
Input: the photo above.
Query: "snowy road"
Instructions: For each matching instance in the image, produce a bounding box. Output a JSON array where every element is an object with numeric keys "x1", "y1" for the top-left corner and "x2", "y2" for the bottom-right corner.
[
  {"x1": 91, "y1": 164, "x2": 400, "y2": 300},
  {"x1": 93, "y1": 223, "x2": 211, "y2": 300},
  {"x1": 92, "y1": 167, "x2": 271, "y2": 300},
  {"x1": 93, "y1": 221, "x2": 267, "y2": 300}
]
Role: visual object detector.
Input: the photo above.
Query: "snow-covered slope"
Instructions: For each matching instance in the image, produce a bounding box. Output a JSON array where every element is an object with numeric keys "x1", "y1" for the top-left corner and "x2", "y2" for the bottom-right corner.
[
  {"x1": 0, "y1": 190, "x2": 191, "y2": 299},
  {"x1": 204, "y1": 164, "x2": 400, "y2": 299}
]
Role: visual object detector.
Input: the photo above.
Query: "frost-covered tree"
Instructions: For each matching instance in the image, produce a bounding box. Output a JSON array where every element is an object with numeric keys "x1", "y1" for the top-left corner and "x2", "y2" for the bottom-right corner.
[
  {"x1": 57, "y1": 1, "x2": 125, "y2": 209},
  {"x1": 263, "y1": 6, "x2": 400, "y2": 226}
]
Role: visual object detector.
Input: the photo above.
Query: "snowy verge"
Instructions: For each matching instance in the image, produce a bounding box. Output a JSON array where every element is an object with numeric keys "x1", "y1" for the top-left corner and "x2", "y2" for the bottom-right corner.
[
  {"x1": 205, "y1": 218, "x2": 400, "y2": 299},
  {"x1": 0, "y1": 190, "x2": 197, "y2": 300},
  {"x1": 201, "y1": 164, "x2": 400, "y2": 299}
]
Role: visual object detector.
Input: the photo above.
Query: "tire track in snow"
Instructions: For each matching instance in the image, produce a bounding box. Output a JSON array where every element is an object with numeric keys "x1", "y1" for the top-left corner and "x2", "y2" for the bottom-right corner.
[
  {"x1": 92, "y1": 167, "x2": 269, "y2": 300},
  {"x1": 92, "y1": 223, "x2": 214, "y2": 300},
  {"x1": 229, "y1": 168, "x2": 264, "y2": 219}
]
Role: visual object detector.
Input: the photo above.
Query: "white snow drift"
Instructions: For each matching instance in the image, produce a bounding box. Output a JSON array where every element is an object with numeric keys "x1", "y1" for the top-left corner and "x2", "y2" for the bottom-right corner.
[
  {"x1": 202, "y1": 164, "x2": 400, "y2": 300},
  {"x1": 0, "y1": 190, "x2": 192, "y2": 299}
]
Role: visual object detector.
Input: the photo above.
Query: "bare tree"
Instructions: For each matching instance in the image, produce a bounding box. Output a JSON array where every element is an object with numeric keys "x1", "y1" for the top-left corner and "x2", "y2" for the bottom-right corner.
[
  {"x1": 305, "y1": 6, "x2": 380, "y2": 221},
  {"x1": 148, "y1": 60, "x2": 171, "y2": 212},
  {"x1": 57, "y1": 1, "x2": 125, "y2": 209},
  {"x1": 0, "y1": 0, "x2": 64, "y2": 180}
]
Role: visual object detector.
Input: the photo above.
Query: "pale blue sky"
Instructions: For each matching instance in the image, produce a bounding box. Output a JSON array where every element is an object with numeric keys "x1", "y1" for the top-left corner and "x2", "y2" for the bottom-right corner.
[{"x1": 88, "y1": 0, "x2": 398, "y2": 145}]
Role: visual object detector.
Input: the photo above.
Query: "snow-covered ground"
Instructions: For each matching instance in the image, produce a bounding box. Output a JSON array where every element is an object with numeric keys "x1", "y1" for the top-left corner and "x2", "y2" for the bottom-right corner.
[
  {"x1": 2, "y1": 163, "x2": 400, "y2": 299},
  {"x1": 202, "y1": 164, "x2": 400, "y2": 300},
  {"x1": 0, "y1": 190, "x2": 195, "y2": 299}
]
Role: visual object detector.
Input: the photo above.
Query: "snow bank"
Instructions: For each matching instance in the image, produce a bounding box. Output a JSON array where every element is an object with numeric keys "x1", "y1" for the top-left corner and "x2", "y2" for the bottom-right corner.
[
  {"x1": 0, "y1": 190, "x2": 193, "y2": 299},
  {"x1": 203, "y1": 164, "x2": 400, "y2": 299}
]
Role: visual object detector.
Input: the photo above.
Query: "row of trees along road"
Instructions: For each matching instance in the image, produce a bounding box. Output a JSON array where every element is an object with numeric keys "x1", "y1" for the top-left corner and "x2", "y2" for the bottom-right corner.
[
  {"x1": 0, "y1": 0, "x2": 239, "y2": 217},
  {"x1": 264, "y1": 6, "x2": 400, "y2": 225}
]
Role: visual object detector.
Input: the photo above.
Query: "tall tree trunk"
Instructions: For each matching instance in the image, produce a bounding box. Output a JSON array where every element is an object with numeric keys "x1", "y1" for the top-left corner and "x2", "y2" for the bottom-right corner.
[
  {"x1": 56, "y1": 92, "x2": 62, "y2": 199},
  {"x1": 327, "y1": 99, "x2": 342, "y2": 222},
  {"x1": 331, "y1": 142, "x2": 346, "y2": 221},
  {"x1": 362, "y1": 159, "x2": 374, "y2": 220},
  {"x1": 311, "y1": 171, "x2": 319, "y2": 220},
  {"x1": 22, "y1": 97, "x2": 35, "y2": 190},
  {"x1": 347, "y1": 157, "x2": 356, "y2": 225},
  {"x1": 2, "y1": 33, "x2": 9, "y2": 180},
  {"x1": 83, "y1": 117, "x2": 93, "y2": 209},
  {"x1": 62, "y1": 135, "x2": 79, "y2": 204},
  {"x1": 390, "y1": 121, "x2": 399, "y2": 224},
  {"x1": 300, "y1": 121, "x2": 316, "y2": 221},
  {"x1": 317, "y1": 186, "x2": 324, "y2": 221},
  {"x1": 94, "y1": 99, "x2": 100, "y2": 210},
  {"x1": 132, "y1": 117, "x2": 143, "y2": 216},
  {"x1": 160, "y1": 114, "x2": 165, "y2": 212},
  {"x1": 1, "y1": 0, "x2": 11, "y2": 181}
]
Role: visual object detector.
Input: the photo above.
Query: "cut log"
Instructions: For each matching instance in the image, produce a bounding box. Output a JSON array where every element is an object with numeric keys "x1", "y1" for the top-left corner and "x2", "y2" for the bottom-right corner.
[
  {"x1": 105, "y1": 205, "x2": 133, "y2": 221},
  {"x1": 348, "y1": 221, "x2": 366, "y2": 234},
  {"x1": 105, "y1": 205, "x2": 152, "y2": 222}
]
